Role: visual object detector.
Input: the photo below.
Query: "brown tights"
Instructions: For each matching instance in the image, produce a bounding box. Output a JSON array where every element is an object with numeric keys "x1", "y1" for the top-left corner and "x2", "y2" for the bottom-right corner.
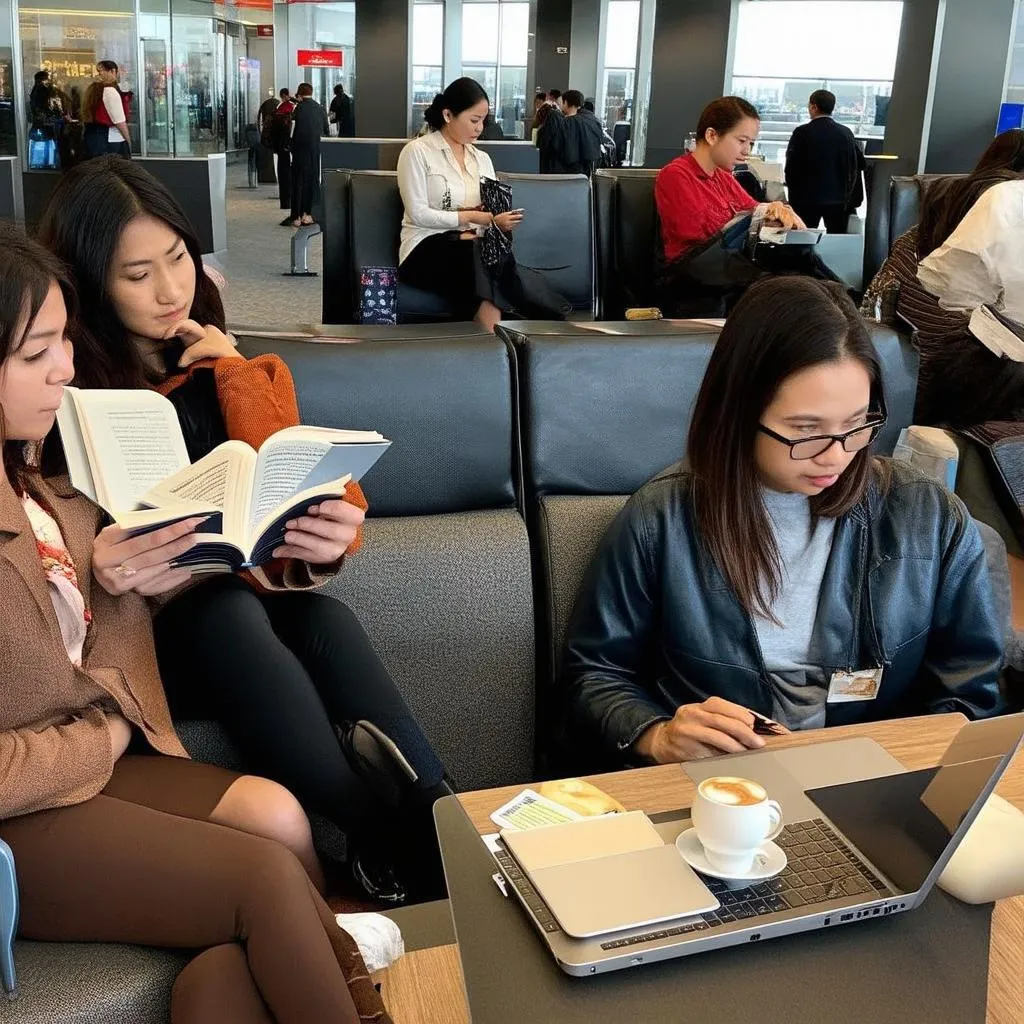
[{"x1": 0, "y1": 756, "x2": 390, "y2": 1023}]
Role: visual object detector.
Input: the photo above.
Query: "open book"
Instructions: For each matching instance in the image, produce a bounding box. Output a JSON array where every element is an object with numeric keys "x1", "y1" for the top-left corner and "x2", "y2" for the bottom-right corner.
[
  {"x1": 57, "y1": 386, "x2": 391, "y2": 570},
  {"x1": 968, "y1": 304, "x2": 1024, "y2": 362}
]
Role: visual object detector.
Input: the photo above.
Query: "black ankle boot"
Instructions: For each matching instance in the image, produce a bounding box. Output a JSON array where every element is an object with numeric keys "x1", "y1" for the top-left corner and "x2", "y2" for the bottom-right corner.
[{"x1": 338, "y1": 720, "x2": 453, "y2": 904}]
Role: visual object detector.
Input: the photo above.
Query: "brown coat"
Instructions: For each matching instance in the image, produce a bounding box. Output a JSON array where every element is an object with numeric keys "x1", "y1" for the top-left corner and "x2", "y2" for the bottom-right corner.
[{"x1": 0, "y1": 472, "x2": 187, "y2": 820}]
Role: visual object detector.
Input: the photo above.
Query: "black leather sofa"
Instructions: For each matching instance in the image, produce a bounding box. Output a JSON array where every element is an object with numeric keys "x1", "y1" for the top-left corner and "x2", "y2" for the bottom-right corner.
[
  {"x1": 594, "y1": 169, "x2": 866, "y2": 320},
  {"x1": 320, "y1": 169, "x2": 594, "y2": 325}
]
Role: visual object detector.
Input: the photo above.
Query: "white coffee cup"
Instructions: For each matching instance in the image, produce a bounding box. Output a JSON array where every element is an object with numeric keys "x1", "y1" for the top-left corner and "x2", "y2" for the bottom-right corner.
[{"x1": 691, "y1": 775, "x2": 784, "y2": 876}]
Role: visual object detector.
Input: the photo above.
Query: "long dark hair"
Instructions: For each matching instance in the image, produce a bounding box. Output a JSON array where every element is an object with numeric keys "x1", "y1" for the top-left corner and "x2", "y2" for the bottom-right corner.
[
  {"x1": 0, "y1": 226, "x2": 78, "y2": 486},
  {"x1": 423, "y1": 77, "x2": 489, "y2": 131},
  {"x1": 917, "y1": 130, "x2": 1024, "y2": 259},
  {"x1": 36, "y1": 156, "x2": 224, "y2": 389},
  {"x1": 688, "y1": 277, "x2": 886, "y2": 618}
]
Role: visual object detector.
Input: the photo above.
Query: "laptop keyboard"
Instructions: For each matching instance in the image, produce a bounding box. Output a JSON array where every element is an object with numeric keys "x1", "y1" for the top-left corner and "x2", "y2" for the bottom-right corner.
[{"x1": 492, "y1": 818, "x2": 890, "y2": 951}]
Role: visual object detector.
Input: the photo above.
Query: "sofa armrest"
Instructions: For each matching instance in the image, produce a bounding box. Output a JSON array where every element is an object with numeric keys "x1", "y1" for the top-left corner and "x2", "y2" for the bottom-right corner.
[{"x1": 0, "y1": 838, "x2": 18, "y2": 995}]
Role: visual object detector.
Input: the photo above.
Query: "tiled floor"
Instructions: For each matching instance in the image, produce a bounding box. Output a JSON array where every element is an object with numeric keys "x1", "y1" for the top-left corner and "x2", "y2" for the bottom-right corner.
[{"x1": 218, "y1": 163, "x2": 323, "y2": 330}]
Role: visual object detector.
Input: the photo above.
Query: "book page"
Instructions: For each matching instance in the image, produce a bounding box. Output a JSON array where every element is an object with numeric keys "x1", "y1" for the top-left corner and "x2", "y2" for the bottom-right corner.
[
  {"x1": 249, "y1": 439, "x2": 332, "y2": 533},
  {"x1": 143, "y1": 441, "x2": 255, "y2": 543},
  {"x1": 75, "y1": 389, "x2": 190, "y2": 512},
  {"x1": 55, "y1": 389, "x2": 98, "y2": 503}
]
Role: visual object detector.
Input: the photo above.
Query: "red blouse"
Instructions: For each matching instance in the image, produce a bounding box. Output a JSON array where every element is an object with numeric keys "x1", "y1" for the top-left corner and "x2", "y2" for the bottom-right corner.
[{"x1": 655, "y1": 153, "x2": 757, "y2": 263}]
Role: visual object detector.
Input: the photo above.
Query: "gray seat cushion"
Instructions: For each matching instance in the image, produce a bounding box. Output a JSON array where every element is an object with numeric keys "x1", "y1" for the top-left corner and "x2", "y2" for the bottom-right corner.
[
  {"x1": 328, "y1": 511, "x2": 536, "y2": 790},
  {"x1": 6, "y1": 941, "x2": 186, "y2": 1024}
]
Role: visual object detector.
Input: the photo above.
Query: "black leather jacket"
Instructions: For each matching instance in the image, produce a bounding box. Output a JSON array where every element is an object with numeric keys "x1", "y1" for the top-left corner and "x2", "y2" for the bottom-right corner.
[{"x1": 561, "y1": 462, "x2": 1003, "y2": 763}]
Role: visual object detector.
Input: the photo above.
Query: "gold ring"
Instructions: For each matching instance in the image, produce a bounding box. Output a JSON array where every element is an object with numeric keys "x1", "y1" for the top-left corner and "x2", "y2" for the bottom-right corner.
[{"x1": 113, "y1": 564, "x2": 138, "y2": 578}]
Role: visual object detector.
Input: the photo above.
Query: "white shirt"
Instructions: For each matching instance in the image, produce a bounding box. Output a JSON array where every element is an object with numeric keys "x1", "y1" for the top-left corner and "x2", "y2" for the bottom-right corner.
[
  {"x1": 917, "y1": 178, "x2": 1024, "y2": 324},
  {"x1": 102, "y1": 86, "x2": 126, "y2": 143},
  {"x1": 396, "y1": 130, "x2": 497, "y2": 264}
]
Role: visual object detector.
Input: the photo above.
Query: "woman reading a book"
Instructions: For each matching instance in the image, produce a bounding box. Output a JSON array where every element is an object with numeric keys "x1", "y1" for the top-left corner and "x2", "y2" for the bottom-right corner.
[
  {"x1": 0, "y1": 226, "x2": 389, "y2": 1023},
  {"x1": 38, "y1": 156, "x2": 450, "y2": 904},
  {"x1": 560, "y1": 277, "x2": 1003, "y2": 771}
]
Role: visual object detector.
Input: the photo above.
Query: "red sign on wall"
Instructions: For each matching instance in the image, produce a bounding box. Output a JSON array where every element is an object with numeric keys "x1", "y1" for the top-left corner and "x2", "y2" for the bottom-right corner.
[
  {"x1": 256, "y1": 24, "x2": 274, "y2": 37},
  {"x1": 296, "y1": 49, "x2": 343, "y2": 68}
]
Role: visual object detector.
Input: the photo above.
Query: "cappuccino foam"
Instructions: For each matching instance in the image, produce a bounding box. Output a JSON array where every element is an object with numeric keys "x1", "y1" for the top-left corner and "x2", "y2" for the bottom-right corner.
[{"x1": 699, "y1": 776, "x2": 767, "y2": 807}]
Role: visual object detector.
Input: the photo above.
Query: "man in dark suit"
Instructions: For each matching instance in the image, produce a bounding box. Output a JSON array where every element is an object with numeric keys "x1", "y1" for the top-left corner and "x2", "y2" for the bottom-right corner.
[{"x1": 784, "y1": 89, "x2": 864, "y2": 233}]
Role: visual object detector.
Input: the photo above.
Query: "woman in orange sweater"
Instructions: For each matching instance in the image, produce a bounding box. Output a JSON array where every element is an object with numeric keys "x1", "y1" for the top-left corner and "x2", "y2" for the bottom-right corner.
[
  {"x1": 38, "y1": 157, "x2": 449, "y2": 903},
  {"x1": 0, "y1": 226, "x2": 388, "y2": 1023}
]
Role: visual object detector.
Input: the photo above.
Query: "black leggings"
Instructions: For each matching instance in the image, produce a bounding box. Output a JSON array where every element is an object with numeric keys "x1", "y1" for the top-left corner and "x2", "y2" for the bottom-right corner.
[{"x1": 153, "y1": 576, "x2": 445, "y2": 830}]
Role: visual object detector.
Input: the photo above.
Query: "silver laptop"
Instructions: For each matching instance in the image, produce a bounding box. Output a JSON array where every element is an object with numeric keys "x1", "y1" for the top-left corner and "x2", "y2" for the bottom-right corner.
[{"x1": 488, "y1": 714, "x2": 1024, "y2": 976}]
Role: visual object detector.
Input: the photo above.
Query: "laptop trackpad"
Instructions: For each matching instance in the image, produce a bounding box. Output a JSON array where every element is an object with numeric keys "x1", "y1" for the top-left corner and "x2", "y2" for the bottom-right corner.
[{"x1": 530, "y1": 844, "x2": 718, "y2": 938}]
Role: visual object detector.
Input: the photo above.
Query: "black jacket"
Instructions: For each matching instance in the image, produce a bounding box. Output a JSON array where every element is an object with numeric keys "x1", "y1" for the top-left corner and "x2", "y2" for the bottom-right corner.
[
  {"x1": 291, "y1": 97, "x2": 329, "y2": 154},
  {"x1": 561, "y1": 462, "x2": 1003, "y2": 765},
  {"x1": 537, "y1": 108, "x2": 605, "y2": 175},
  {"x1": 329, "y1": 92, "x2": 354, "y2": 137},
  {"x1": 785, "y1": 116, "x2": 863, "y2": 210}
]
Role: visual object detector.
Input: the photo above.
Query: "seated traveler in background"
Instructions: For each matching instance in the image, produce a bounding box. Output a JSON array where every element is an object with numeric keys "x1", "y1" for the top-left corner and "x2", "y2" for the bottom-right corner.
[
  {"x1": 561, "y1": 277, "x2": 1002, "y2": 770},
  {"x1": 0, "y1": 226, "x2": 390, "y2": 1024},
  {"x1": 654, "y1": 96, "x2": 805, "y2": 317},
  {"x1": 861, "y1": 129, "x2": 1024, "y2": 426},
  {"x1": 397, "y1": 77, "x2": 523, "y2": 332},
  {"x1": 38, "y1": 157, "x2": 451, "y2": 905},
  {"x1": 784, "y1": 89, "x2": 864, "y2": 233}
]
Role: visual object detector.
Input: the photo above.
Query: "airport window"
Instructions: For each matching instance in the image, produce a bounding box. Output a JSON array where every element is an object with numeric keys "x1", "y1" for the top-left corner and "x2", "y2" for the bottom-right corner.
[
  {"x1": 728, "y1": 0, "x2": 904, "y2": 163},
  {"x1": 462, "y1": 0, "x2": 529, "y2": 139},
  {"x1": 411, "y1": 0, "x2": 444, "y2": 133}
]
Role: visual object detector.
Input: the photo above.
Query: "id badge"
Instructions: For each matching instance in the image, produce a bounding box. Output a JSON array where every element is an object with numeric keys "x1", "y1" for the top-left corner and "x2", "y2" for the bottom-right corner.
[{"x1": 827, "y1": 667, "x2": 883, "y2": 703}]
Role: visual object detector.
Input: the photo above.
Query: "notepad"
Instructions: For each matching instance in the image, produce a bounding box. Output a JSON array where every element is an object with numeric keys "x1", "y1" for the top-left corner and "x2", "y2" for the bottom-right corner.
[{"x1": 501, "y1": 811, "x2": 718, "y2": 937}]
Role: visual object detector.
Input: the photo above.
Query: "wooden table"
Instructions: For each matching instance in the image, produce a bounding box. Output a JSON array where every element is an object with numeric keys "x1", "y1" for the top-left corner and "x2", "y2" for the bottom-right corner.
[{"x1": 378, "y1": 714, "x2": 1024, "y2": 1024}]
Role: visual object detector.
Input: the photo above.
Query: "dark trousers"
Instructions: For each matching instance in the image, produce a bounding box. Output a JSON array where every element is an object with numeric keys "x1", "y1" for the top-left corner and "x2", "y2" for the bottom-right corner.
[
  {"x1": 398, "y1": 232, "x2": 483, "y2": 321},
  {"x1": 276, "y1": 151, "x2": 291, "y2": 209},
  {"x1": 0, "y1": 756, "x2": 382, "y2": 1023},
  {"x1": 290, "y1": 148, "x2": 318, "y2": 219},
  {"x1": 791, "y1": 202, "x2": 850, "y2": 233},
  {"x1": 153, "y1": 576, "x2": 446, "y2": 830}
]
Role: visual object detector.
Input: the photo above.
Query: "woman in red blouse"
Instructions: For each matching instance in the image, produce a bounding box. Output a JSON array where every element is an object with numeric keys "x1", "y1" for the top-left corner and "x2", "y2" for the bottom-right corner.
[{"x1": 655, "y1": 96, "x2": 803, "y2": 316}]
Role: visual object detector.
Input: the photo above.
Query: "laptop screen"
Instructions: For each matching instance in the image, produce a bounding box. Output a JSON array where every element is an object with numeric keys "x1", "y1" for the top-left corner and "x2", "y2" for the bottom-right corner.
[{"x1": 804, "y1": 716, "x2": 1024, "y2": 894}]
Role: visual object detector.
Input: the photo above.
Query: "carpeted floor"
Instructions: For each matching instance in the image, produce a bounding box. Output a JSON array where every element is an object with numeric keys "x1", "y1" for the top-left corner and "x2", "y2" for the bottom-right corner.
[{"x1": 217, "y1": 163, "x2": 324, "y2": 331}]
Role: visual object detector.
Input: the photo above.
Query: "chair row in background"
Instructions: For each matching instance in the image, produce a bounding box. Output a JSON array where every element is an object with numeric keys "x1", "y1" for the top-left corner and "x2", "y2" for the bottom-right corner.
[
  {"x1": 318, "y1": 167, "x2": 874, "y2": 327},
  {"x1": 4, "y1": 318, "x2": 927, "y2": 1024}
]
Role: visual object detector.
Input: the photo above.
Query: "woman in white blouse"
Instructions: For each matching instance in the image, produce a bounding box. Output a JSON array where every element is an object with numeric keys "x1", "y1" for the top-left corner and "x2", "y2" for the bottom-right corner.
[{"x1": 397, "y1": 77, "x2": 524, "y2": 332}]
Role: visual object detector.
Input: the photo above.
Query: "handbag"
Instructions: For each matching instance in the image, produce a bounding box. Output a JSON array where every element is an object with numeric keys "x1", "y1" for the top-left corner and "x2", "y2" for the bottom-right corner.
[
  {"x1": 478, "y1": 177, "x2": 514, "y2": 268},
  {"x1": 358, "y1": 267, "x2": 398, "y2": 325}
]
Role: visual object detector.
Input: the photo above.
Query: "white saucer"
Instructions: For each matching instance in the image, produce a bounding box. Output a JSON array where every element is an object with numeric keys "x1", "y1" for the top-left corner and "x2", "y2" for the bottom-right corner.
[{"x1": 675, "y1": 827, "x2": 787, "y2": 883}]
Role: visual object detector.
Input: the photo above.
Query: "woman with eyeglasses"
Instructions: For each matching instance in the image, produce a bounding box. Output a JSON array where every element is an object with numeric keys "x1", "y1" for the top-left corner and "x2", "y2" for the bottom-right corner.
[{"x1": 561, "y1": 277, "x2": 1003, "y2": 768}]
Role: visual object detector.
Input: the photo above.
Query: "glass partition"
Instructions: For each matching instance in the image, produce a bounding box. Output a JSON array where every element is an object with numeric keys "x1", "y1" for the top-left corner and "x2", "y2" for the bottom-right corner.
[
  {"x1": 20, "y1": 0, "x2": 139, "y2": 161},
  {"x1": 600, "y1": 0, "x2": 639, "y2": 129},
  {"x1": 728, "y1": 0, "x2": 904, "y2": 163}
]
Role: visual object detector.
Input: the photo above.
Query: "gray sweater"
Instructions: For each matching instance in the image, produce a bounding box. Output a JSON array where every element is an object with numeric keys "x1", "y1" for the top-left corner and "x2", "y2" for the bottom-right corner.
[{"x1": 754, "y1": 489, "x2": 836, "y2": 730}]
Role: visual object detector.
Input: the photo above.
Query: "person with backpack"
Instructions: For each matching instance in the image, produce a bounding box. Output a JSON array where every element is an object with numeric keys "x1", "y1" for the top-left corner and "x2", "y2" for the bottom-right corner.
[{"x1": 82, "y1": 60, "x2": 130, "y2": 159}]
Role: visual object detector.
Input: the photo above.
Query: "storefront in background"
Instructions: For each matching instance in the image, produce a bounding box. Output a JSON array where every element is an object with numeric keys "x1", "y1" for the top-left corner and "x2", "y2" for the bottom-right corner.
[{"x1": 11, "y1": 0, "x2": 279, "y2": 162}]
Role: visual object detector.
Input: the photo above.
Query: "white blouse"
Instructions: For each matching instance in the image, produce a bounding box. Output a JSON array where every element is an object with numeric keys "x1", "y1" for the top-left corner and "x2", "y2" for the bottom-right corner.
[
  {"x1": 917, "y1": 178, "x2": 1024, "y2": 324},
  {"x1": 396, "y1": 130, "x2": 497, "y2": 264}
]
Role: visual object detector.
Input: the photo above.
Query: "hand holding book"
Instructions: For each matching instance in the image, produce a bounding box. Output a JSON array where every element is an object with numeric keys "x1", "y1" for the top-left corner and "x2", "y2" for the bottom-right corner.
[
  {"x1": 272, "y1": 497, "x2": 365, "y2": 564},
  {"x1": 93, "y1": 515, "x2": 209, "y2": 597}
]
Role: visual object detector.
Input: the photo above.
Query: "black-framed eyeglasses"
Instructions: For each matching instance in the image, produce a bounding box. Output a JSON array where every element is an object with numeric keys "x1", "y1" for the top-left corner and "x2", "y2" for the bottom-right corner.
[{"x1": 758, "y1": 418, "x2": 887, "y2": 461}]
